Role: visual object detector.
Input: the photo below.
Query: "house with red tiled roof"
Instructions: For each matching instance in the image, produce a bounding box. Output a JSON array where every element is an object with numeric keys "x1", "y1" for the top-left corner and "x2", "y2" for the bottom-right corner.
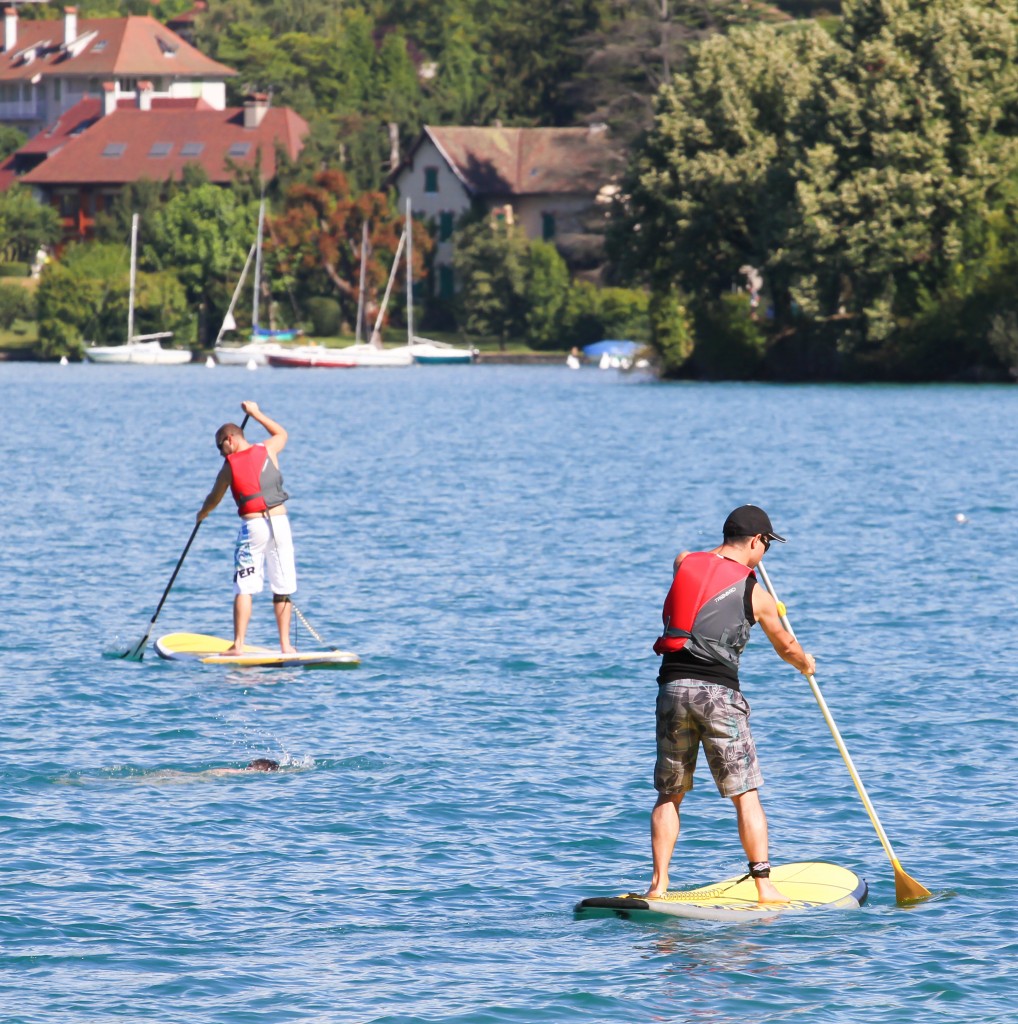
[
  {"x1": 0, "y1": 6, "x2": 234, "y2": 136},
  {"x1": 388, "y1": 125, "x2": 621, "y2": 297},
  {"x1": 8, "y1": 91, "x2": 307, "y2": 238}
]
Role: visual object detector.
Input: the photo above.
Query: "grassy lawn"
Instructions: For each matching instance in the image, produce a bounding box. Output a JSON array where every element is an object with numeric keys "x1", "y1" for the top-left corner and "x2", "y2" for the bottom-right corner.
[{"x1": 0, "y1": 318, "x2": 38, "y2": 352}]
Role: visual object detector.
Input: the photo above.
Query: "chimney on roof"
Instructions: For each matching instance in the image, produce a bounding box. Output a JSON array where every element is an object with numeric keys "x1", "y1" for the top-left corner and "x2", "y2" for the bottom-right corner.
[
  {"x1": 64, "y1": 6, "x2": 77, "y2": 45},
  {"x1": 137, "y1": 81, "x2": 153, "y2": 112},
  {"x1": 243, "y1": 93, "x2": 269, "y2": 130},
  {"x1": 102, "y1": 81, "x2": 116, "y2": 117},
  {"x1": 4, "y1": 8, "x2": 17, "y2": 53}
]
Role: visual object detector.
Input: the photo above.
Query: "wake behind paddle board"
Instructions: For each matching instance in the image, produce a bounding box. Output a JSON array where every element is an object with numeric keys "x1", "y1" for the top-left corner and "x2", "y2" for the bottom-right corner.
[
  {"x1": 575, "y1": 861, "x2": 867, "y2": 923},
  {"x1": 155, "y1": 632, "x2": 360, "y2": 669}
]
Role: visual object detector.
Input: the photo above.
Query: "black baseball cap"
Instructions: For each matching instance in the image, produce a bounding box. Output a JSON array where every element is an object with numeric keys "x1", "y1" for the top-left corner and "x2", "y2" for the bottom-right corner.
[{"x1": 723, "y1": 505, "x2": 786, "y2": 543}]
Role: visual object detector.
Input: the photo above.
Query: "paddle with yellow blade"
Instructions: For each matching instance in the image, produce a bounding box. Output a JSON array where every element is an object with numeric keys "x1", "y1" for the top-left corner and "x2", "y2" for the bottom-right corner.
[
  {"x1": 755, "y1": 560, "x2": 932, "y2": 904},
  {"x1": 116, "y1": 413, "x2": 250, "y2": 662}
]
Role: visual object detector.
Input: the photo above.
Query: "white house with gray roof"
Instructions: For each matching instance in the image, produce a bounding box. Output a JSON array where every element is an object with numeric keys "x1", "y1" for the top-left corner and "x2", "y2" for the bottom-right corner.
[{"x1": 388, "y1": 124, "x2": 620, "y2": 298}]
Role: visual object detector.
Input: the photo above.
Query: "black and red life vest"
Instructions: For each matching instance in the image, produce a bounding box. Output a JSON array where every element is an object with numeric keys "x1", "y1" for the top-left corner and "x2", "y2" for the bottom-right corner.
[
  {"x1": 653, "y1": 551, "x2": 755, "y2": 674},
  {"x1": 227, "y1": 443, "x2": 289, "y2": 516}
]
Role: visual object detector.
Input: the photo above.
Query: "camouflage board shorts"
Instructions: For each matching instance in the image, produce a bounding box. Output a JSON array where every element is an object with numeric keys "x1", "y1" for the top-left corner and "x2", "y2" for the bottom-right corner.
[{"x1": 654, "y1": 679, "x2": 763, "y2": 798}]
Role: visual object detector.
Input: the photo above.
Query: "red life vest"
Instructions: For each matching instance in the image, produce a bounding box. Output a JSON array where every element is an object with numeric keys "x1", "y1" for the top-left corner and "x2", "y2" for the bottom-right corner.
[
  {"x1": 227, "y1": 443, "x2": 288, "y2": 516},
  {"x1": 653, "y1": 551, "x2": 755, "y2": 672}
]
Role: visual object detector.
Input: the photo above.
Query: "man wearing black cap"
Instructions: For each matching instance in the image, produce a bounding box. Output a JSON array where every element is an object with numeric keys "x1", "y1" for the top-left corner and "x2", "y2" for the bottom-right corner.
[{"x1": 646, "y1": 505, "x2": 815, "y2": 902}]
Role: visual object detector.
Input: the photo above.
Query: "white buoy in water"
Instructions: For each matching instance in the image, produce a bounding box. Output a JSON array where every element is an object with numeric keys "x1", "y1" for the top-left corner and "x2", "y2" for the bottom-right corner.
[
  {"x1": 246, "y1": 358, "x2": 258, "y2": 371},
  {"x1": 59, "y1": 355, "x2": 68, "y2": 366},
  {"x1": 955, "y1": 513, "x2": 968, "y2": 524},
  {"x1": 205, "y1": 355, "x2": 215, "y2": 368}
]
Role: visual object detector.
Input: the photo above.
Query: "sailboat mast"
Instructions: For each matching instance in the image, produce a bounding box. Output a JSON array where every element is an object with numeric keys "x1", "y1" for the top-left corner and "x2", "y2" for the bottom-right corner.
[
  {"x1": 127, "y1": 212, "x2": 138, "y2": 343},
  {"x1": 405, "y1": 198, "x2": 414, "y2": 344},
  {"x1": 355, "y1": 220, "x2": 368, "y2": 345},
  {"x1": 252, "y1": 199, "x2": 266, "y2": 331},
  {"x1": 370, "y1": 228, "x2": 406, "y2": 345},
  {"x1": 214, "y1": 242, "x2": 257, "y2": 347}
]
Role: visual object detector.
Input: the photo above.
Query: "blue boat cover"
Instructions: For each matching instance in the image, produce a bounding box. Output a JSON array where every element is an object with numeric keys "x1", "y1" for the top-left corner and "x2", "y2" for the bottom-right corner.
[{"x1": 582, "y1": 340, "x2": 641, "y2": 357}]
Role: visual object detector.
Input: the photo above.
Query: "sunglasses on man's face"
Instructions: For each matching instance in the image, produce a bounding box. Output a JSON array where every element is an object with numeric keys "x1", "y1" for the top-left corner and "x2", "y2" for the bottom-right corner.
[{"x1": 759, "y1": 535, "x2": 771, "y2": 551}]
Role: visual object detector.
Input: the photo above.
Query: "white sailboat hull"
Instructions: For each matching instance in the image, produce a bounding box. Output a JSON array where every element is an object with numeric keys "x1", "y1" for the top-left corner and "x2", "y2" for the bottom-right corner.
[
  {"x1": 336, "y1": 342, "x2": 413, "y2": 367},
  {"x1": 86, "y1": 340, "x2": 191, "y2": 365},
  {"x1": 214, "y1": 341, "x2": 286, "y2": 366},
  {"x1": 266, "y1": 345, "x2": 359, "y2": 368},
  {"x1": 409, "y1": 337, "x2": 476, "y2": 364}
]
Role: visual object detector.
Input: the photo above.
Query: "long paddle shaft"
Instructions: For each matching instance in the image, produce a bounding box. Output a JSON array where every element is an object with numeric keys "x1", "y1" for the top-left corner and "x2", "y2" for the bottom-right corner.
[
  {"x1": 121, "y1": 520, "x2": 202, "y2": 660},
  {"x1": 121, "y1": 413, "x2": 250, "y2": 661},
  {"x1": 755, "y1": 561, "x2": 931, "y2": 904}
]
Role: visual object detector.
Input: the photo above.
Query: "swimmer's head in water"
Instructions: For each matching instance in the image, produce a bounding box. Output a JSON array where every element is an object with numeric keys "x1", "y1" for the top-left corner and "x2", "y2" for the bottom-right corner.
[{"x1": 247, "y1": 758, "x2": 280, "y2": 771}]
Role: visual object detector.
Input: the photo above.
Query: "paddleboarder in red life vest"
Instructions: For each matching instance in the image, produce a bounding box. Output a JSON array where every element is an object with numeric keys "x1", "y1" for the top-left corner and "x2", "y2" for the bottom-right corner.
[
  {"x1": 646, "y1": 505, "x2": 816, "y2": 903},
  {"x1": 196, "y1": 401, "x2": 297, "y2": 656}
]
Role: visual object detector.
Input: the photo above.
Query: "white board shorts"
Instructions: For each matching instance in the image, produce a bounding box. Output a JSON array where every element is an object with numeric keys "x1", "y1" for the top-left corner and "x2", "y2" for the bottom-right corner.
[{"x1": 233, "y1": 514, "x2": 297, "y2": 597}]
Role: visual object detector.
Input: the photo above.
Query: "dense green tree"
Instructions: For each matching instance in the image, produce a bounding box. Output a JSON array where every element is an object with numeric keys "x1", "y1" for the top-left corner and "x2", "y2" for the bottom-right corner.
[
  {"x1": 691, "y1": 293, "x2": 767, "y2": 378},
  {"x1": 614, "y1": 21, "x2": 833, "y2": 296},
  {"x1": 452, "y1": 219, "x2": 529, "y2": 347},
  {"x1": 93, "y1": 178, "x2": 178, "y2": 245},
  {"x1": 0, "y1": 283, "x2": 32, "y2": 329},
  {"x1": 35, "y1": 240, "x2": 193, "y2": 358},
  {"x1": 616, "y1": 0, "x2": 1018, "y2": 378},
  {"x1": 788, "y1": 0, "x2": 1018, "y2": 356},
  {"x1": 648, "y1": 284, "x2": 695, "y2": 373},
  {"x1": 419, "y1": 5, "x2": 496, "y2": 126},
  {"x1": 0, "y1": 124, "x2": 26, "y2": 162},
  {"x1": 569, "y1": 0, "x2": 777, "y2": 146},
  {"x1": 0, "y1": 186, "x2": 62, "y2": 265},
  {"x1": 478, "y1": 0, "x2": 613, "y2": 124},
  {"x1": 144, "y1": 184, "x2": 258, "y2": 344},
  {"x1": 523, "y1": 241, "x2": 571, "y2": 349},
  {"x1": 560, "y1": 282, "x2": 649, "y2": 346}
]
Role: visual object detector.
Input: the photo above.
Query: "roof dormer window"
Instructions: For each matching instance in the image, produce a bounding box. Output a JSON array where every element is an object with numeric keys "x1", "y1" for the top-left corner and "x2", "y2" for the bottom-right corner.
[
  {"x1": 64, "y1": 30, "x2": 99, "y2": 59},
  {"x1": 149, "y1": 142, "x2": 172, "y2": 157},
  {"x1": 227, "y1": 142, "x2": 251, "y2": 158},
  {"x1": 102, "y1": 143, "x2": 126, "y2": 158},
  {"x1": 180, "y1": 142, "x2": 204, "y2": 157}
]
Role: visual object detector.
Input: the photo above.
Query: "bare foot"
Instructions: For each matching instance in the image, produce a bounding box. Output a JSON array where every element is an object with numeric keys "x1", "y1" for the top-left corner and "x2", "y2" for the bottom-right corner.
[
  {"x1": 280, "y1": 645, "x2": 297, "y2": 655},
  {"x1": 222, "y1": 646, "x2": 244, "y2": 656},
  {"x1": 642, "y1": 879, "x2": 668, "y2": 899},
  {"x1": 756, "y1": 879, "x2": 790, "y2": 904}
]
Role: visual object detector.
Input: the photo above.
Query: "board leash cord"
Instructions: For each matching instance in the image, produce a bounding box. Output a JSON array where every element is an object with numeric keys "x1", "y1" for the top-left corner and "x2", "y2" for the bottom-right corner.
[
  {"x1": 292, "y1": 602, "x2": 330, "y2": 647},
  {"x1": 624, "y1": 881, "x2": 746, "y2": 903}
]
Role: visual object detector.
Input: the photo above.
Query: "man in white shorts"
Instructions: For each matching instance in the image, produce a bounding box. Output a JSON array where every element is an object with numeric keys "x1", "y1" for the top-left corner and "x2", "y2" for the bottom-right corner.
[{"x1": 197, "y1": 400, "x2": 297, "y2": 654}]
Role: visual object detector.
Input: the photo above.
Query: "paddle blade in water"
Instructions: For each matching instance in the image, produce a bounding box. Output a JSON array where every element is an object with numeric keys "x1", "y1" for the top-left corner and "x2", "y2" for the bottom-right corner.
[
  {"x1": 101, "y1": 633, "x2": 145, "y2": 660},
  {"x1": 894, "y1": 862, "x2": 932, "y2": 904}
]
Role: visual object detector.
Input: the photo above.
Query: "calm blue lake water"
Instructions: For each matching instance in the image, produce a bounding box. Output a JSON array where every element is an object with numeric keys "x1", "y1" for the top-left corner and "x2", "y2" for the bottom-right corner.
[{"x1": 2, "y1": 363, "x2": 1015, "y2": 1023}]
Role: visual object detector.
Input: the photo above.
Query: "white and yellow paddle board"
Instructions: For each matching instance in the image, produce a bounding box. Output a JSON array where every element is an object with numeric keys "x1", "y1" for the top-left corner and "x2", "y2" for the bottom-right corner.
[
  {"x1": 575, "y1": 861, "x2": 867, "y2": 922},
  {"x1": 154, "y1": 632, "x2": 360, "y2": 669}
]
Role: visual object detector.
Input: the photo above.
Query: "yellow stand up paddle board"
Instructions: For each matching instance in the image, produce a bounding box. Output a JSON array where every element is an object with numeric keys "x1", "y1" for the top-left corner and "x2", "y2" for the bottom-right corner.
[
  {"x1": 154, "y1": 632, "x2": 360, "y2": 669},
  {"x1": 575, "y1": 861, "x2": 867, "y2": 922}
]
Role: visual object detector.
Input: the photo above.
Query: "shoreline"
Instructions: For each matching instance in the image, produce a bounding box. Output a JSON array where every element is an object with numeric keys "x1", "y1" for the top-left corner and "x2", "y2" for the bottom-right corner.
[{"x1": 0, "y1": 349, "x2": 576, "y2": 365}]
